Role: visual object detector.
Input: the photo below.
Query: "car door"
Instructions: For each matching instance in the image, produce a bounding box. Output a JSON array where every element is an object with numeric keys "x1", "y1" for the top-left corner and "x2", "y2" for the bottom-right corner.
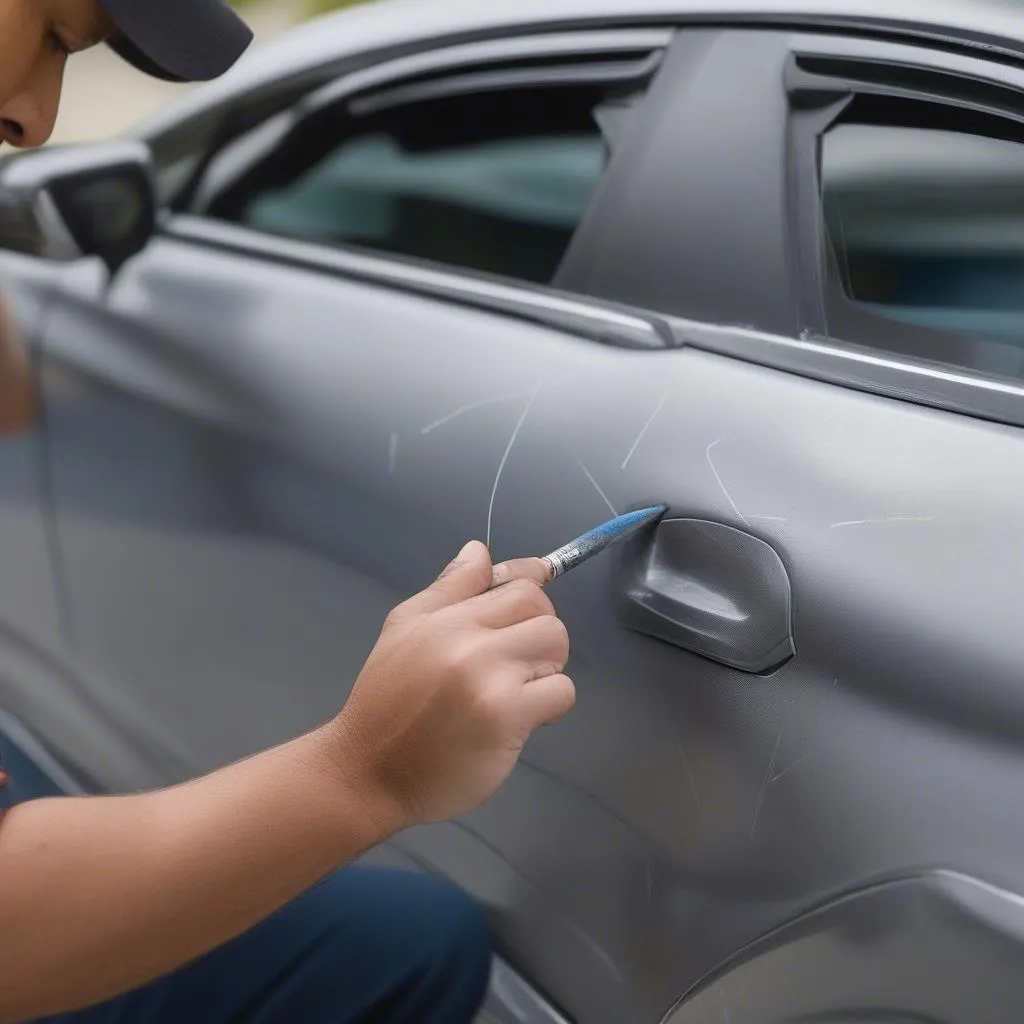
[
  {"x1": 34, "y1": 22, "x2": 1024, "y2": 1024},
  {"x1": 38, "y1": 24, "x2": 686, "y2": 1024}
]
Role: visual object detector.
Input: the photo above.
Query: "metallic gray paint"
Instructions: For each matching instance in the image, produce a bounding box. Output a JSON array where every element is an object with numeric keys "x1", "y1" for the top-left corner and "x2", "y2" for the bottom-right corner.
[
  {"x1": 664, "y1": 872, "x2": 1024, "y2": 1024},
  {"x1": 1, "y1": 5, "x2": 1023, "y2": 1024},
  {"x1": 27, "y1": 234, "x2": 1024, "y2": 1023}
]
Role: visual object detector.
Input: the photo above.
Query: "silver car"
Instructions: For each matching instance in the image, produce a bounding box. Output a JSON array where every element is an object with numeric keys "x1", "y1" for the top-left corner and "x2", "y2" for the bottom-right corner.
[{"x1": 2, "y1": 0, "x2": 1024, "y2": 1021}]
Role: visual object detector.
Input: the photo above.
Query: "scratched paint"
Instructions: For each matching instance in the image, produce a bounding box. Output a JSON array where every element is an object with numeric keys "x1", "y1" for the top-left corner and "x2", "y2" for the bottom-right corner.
[
  {"x1": 574, "y1": 456, "x2": 618, "y2": 518},
  {"x1": 771, "y1": 678, "x2": 840, "y2": 785},
  {"x1": 419, "y1": 388, "x2": 535, "y2": 435},
  {"x1": 706, "y1": 439, "x2": 751, "y2": 528},
  {"x1": 752, "y1": 728, "x2": 784, "y2": 836},
  {"x1": 486, "y1": 386, "x2": 541, "y2": 549},
  {"x1": 830, "y1": 516, "x2": 935, "y2": 529},
  {"x1": 620, "y1": 392, "x2": 670, "y2": 471}
]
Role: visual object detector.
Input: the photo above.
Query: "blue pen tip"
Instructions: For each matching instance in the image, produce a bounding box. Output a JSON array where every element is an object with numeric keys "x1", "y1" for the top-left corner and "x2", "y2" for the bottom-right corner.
[
  {"x1": 591, "y1": 504, "x2": 668, "y2": 542},
  {"x1": 622, "y1": 504, "x2": 668, "y2": 528}
]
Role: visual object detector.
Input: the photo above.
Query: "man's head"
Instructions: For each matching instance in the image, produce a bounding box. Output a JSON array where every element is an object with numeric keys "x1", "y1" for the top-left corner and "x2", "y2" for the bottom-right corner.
[{"x1": 0, "y1": 0, "x2": 252, "y2": 148}]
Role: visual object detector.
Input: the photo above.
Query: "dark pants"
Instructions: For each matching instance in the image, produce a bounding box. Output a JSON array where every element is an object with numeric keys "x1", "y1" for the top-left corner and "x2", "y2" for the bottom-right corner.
[{"x1": 1, "y1": 736, "x2": 491, "y2": 1024}]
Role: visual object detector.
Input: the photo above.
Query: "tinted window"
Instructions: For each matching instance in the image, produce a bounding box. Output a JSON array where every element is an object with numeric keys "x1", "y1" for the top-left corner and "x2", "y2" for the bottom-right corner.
[
  {"x1": 822, "y1": 113, "x2": 1024, "y2": 379},
  {"x1": 212, "y1": 84, "x2": 614, "y2": 285}
]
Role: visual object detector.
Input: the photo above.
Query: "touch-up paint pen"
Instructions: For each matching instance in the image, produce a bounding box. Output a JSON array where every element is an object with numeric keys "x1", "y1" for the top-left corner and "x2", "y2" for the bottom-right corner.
[{"x1": 541, "y1": 504, "x2": 667, "y2": 580}]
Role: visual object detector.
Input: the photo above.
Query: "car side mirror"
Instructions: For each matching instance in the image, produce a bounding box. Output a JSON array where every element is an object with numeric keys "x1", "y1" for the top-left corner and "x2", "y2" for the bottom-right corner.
[{"x1": 0, "y1": 140, "x2": 156, "y2": 272}]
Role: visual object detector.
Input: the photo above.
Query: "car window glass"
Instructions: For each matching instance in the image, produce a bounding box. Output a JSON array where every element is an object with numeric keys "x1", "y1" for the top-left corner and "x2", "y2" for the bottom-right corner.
[
  {"x1": 821, "y1": 109, "x2": 1024, "y2": 379},
  {"x1": 208, "y1": 83, "x2": 620, "y2": 285}
]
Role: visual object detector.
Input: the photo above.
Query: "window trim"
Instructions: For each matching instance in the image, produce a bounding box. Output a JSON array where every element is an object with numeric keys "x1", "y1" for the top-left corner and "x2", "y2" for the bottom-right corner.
[
  {"x1": 163, "y1": 214, "x2": 673, "y2": 351},
  {"x1": 782, "y1": 31, "x2": 1024, "y2": 426},
  {"x1": 669, "y1": 315, "x2": 1024, "y2": 430},
  {"x1": 346, "y1": 50, "x2": 666, "y2": 118},
  {"x1": 188, "y1": 28, "x2": 674, "y2": 216}
]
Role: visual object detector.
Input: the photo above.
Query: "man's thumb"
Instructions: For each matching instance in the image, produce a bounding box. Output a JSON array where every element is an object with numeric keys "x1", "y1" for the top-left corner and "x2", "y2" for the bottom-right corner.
[{"x1": 407, "y1": 541, "x2": 493, "y2": 614}]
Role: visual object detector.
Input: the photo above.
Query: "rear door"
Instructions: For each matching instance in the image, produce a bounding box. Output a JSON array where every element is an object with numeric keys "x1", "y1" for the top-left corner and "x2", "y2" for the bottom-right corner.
[{"x1": 36, "y1": 23, "x2": 1024, "y2": 1024}]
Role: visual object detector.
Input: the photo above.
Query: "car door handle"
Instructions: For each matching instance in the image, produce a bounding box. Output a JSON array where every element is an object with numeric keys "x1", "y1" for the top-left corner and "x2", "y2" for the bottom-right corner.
[{"x1": 612, "y1": 517, "x2": 795, "y2": 674}]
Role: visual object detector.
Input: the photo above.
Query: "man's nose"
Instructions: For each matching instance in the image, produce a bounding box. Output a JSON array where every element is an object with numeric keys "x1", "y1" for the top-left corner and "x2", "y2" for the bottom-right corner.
[{"x1": 0, "y1": 63, "x2": 63, "y2": 149}]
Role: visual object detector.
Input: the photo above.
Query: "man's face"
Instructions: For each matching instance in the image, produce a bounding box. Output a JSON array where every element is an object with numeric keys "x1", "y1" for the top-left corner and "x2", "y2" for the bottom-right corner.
[{"x1": 0, "y1": 0, "x2": 112, "y2": 149}]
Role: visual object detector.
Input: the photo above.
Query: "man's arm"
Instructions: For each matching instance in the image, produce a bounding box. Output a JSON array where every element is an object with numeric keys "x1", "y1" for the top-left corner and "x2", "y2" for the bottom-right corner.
[
  {"x1": 0, "y1": 544, "x2": 572, "y2": 1023},
  {"x1": 0, "y1": 729, "x2": 391, "y2": 1021}
]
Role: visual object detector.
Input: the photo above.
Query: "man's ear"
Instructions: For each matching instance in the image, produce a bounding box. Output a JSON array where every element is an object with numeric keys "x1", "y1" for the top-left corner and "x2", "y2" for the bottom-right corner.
[{"x1": 0, "y1": 294, "x2": 38, "y2": 436}]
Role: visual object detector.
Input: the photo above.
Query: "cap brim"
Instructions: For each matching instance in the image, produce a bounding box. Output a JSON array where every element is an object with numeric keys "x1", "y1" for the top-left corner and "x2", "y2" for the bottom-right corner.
[{"x1": 101, "y1": 0, "x2": 253, "y2": 83}]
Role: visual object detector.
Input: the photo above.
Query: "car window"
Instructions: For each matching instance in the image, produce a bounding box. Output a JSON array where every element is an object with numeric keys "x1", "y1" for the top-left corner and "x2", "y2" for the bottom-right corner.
[
  {"x1": 208, "y1": 83, "x2": 618, "y2": 285},
  {"x1": 821, "y1": 103, "x2": 1024, "y2": 379}
]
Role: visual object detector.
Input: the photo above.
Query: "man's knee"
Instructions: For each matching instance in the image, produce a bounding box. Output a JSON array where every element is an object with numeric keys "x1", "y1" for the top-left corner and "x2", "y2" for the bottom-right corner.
[
  {"x1": 95, "y1": 868, "x2": 492, "y2": 1024},
  {"x1": 306, "y1": 867, "x2": 492, "y2": 1019}
]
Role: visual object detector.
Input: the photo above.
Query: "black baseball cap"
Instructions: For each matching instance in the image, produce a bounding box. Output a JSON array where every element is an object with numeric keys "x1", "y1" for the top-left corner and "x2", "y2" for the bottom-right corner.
[{"x1": 101, "y1": 0, "x2": 255, "y2": 83}]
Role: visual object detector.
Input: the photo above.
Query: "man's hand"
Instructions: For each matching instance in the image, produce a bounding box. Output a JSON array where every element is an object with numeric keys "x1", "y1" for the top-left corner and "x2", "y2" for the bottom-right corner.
[
  {"x1": 333, "y1": 541, "x2": 573, "y2": 830},
  {"x1": 0, "y1": 541, "x2": 573, "y2": 1021}
]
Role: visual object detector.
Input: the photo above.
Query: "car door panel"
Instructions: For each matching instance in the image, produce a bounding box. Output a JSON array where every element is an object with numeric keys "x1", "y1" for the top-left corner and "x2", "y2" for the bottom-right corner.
[
  {"x1": 0, "y1": 253, "x2": 150, "y2": 790},
  {"x1": 0, "y1": 258, "x2": 65, "y2": 666},
  {"x1": 23, "y1": 22, "x2": 1024, "y2": 1024},
  {"x1": 38, "y1": 221, "x2": 1024, "y2": 1022}
]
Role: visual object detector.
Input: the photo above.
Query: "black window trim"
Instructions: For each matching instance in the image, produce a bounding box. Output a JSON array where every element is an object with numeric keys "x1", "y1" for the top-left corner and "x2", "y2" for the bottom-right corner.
[
  {"x1": 188, "y1": 27, "x2": 675, "y2": 216},
  {"x1": 346, "y1": 50, "x2": 666, "y2": 118},
  {"x1": 778, "y1": 30, "x2": 1024, "y2": 427},
  {"x1": 165, "y1": 27, "x2": 677, "y2": 353}
]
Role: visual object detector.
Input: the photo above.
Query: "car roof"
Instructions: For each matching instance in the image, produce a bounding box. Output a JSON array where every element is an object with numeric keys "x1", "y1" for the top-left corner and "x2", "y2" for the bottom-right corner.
[{"x1": 139, "y1": 0, "x2": 1024, "y2": 137}]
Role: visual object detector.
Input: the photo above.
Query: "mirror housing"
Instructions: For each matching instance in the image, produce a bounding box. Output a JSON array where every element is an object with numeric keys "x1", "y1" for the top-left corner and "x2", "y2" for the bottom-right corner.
[{"x1": 0, "y1": 140, "x2": 156, "y2": 272}]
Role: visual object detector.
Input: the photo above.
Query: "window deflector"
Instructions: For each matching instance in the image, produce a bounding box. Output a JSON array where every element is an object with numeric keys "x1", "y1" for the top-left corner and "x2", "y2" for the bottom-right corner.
[
  {"x1": 348, "y1": 51, "x2": 665, "y2": 118},
  {"x1": 189, "y1": 29, "x2": 673, "y2": 214}
]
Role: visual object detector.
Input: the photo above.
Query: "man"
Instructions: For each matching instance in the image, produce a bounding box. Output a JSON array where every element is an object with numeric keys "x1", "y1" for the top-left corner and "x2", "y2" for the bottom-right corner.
[{"x1": 0, "y1": 1, "x2": 574, "y2": 1021}]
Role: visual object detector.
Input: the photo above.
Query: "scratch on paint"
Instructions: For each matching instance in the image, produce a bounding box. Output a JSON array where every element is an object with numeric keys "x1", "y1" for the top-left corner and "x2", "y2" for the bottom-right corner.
[
  {"x1": 575, "y1": 457, "x2": 618, "y2": 517},
  {"x1": 706, "y1": 439, "x2": 751, "y2": 527},
  {"x1": 388, "y1": 432, "x2": 398, "y2": 475},
  {"x1": 620, "y1": 391, "x2": 670, "y2": 471},
  {"x1": 830, "y1": 516, "x2": 934, "y2": 529},
  {"x1": 645, "y1": 859, "x2": 654, "y2": 901},
  {"x1": 771, "y1": 678, "x2": 839, "y2": 784},
  {"x1": 575, "y1": 931, "x2": 636, "y2": 1024},
  {"x1": 486, "y1": 386, "x2": 541, "y2": 549},
  {"x1": 720, "y1": 991, "x2": 734, "y2": 1024},
  {"x1": 771, "y1": 750, "x2": 812, "y2": 784},
  {"x1": 747, "y1": 515, "x2": 788, "y2": 524},
  {"x1": 752, "y1": 727, "x2": 783, "y2": 836},
  {"x1": 676, "y1": 737, "x2": 704, "y2": 840},
  {"x1": 420, "y1": 389, "x2": 533, "y2": 435},
  {"x1": 576, "y1": 927, "x2": 626, "y2": 987}
]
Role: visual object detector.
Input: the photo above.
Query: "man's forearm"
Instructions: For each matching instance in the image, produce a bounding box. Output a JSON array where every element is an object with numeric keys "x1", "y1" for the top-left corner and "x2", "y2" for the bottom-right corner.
[{"x1": 0, "y1": 725, "x2": 399, "y2": 1022}]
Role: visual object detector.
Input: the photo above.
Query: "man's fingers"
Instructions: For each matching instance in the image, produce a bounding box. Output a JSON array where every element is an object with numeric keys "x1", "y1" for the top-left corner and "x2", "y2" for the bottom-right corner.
[
  {"x1": 462, "y1": 578, "x2": 556, "y2": 629},
  {"x1": 519, "y1": 674, "x2": 576, "y2": 731},
  {"x1": 490, "y1": 557, "x2": 552, "y2": 590},
  {"x1": 400, "y1": 541, "x2": 493, "y2": 617},
  {"x1": 402, "y1": 549, "x2": 551, "y2": 623},
  {"x1": 495, "y1": 614, "x2": 569, "y2": 671}
]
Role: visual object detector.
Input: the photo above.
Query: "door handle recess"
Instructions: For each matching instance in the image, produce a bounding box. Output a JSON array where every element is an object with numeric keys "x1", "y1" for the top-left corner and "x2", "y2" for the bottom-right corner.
[{"x1": 612, "y1": 517, "x2": 795, "y2": 674}]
